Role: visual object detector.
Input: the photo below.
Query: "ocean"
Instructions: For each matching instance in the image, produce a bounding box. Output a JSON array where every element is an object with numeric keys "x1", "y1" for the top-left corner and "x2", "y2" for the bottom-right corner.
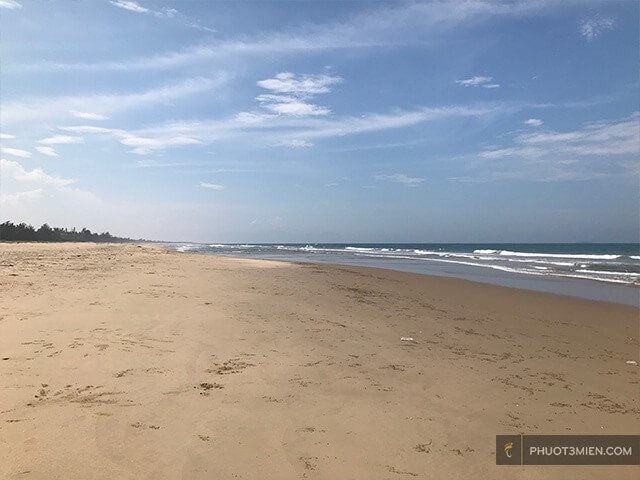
[{"x1": 170, "y1": 243, "x2": 640, "y2": 306}]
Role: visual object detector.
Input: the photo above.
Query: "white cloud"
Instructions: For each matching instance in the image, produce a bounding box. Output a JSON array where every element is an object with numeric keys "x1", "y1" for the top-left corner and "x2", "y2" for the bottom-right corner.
[
  {"x1": 58, "y1": 126, "x2": 122, "y2": 135},
  {"x1": 0, "y1": 188, "x2": 44, "y2": 206},
  {"x1": 57, "y1": 124, "x2": 205, "y2": 155},
  {"x1": 38, "y1": 135, "x2": 84, "y2": 145},
  {"x1": 1, "y1": 146, "x2": 31, "y2": 158},
  {"x1": 283, "y1": 104, "x2": 496, "y2": 141},
  {"x1": 120, "y1": 135, "x2": 202, "y2": 155},
  {"x1": 472, "y1": 113, "x2": 640, "y2": 181},
  {"x1": 0, "y1": 0, "x2": 21, "y2": 9},
  {"x1": 70, "y1": 102, "x2": 497, "y2": 156},
  {"x1": 579, "y1": 16, "x2": 615, "y2": 41},
  {"x1": 325, "y1": 182, "x2": 338, "y2": 187},
  {"x1": 375, "y1": 173, "x2": 425, "y2": 187},
  {"x1": 0, "y1": 159, "x2": 96, "y2": 212},
  {"x1": 22, "y1": 1, "x2": 568, "y2": 73},
  {"x1": 258, "y1": 96, "x2": 331, "y2": 116},
  {"x1": 234, "y1": 112, "x2": 274, "y2": 125},
  {"x1": 70, "y1": 110, "x2": 109, "y2": 121},
  {"x1": 200, "y1": 182, "x2": 224, "y2": 190},
  {"x1": 254, "y1": 72, "x2": 341, "y2": 119},
  {"x1": 275, "y1": 139, "x2": 314, "y2": 148},
  {"x1": 0, "y1": 158, "x2": 76, "y2": 187},
  {"x1": 2, "y1": 76, "x2": 226, "y2": 126},
  {"x1": 257, "y1": 72, "x2": 342, "y2": 96},
  {"x1": 36, "y1": 146, "x2": 59, "y2": 157},
  {"x1": 524, "y1": 118, "x2": 543, "y2": 127},
  {"x1": 109, "y1": 1, "x2": 149, "y2": 14},
  {"x1": 109, "y1": 0, "x2": 215, "y2": 32},
  {"x1": 0, "y1": 133, "x2": 16, "y2": 139},
  {"x1": 455, "y1": 76, "x2": 500, "y2": 88}
]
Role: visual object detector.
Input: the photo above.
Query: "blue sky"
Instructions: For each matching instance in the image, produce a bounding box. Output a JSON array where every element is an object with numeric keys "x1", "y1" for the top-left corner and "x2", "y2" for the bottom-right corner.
[{"x1": 0, "y1": 0, "x2": 638, "y2": 242}]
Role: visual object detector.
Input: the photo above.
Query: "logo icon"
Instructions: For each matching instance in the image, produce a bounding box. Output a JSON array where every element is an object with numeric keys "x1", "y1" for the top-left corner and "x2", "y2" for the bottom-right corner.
[
  {"x1": 497, "y1": 435, "x2": 522, "y2": 465},
  {"x1": 504, "y1": 442, "x2": 514, "y2": 458}
]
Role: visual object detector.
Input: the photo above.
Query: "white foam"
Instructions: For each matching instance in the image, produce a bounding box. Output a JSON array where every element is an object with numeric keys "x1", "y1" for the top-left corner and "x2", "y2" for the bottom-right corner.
[
  {"x1": 345, "y1": 246, "x2": 375, "y2": 252},
  {"x1": 574, "y1": 269, "x2": 640, "y2": 277},
  {"x1": 497, "y1": 250, "x2": 620, "y2": 260},
  {"x1": 354, "y1": 253, "x2": 637, "y2": 285},
  {"x1": 176, "y1": 244, "x2": 199, "y2": 252}
]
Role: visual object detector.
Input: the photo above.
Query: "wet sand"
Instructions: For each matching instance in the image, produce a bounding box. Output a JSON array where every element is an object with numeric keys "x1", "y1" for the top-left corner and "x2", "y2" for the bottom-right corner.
[{"x1": 0, "y1": 242, "x2": 638, "y2": 479}]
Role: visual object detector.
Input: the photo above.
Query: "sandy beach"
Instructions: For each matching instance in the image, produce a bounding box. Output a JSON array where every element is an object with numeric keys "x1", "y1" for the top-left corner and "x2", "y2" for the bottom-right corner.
[{"x1": 0, "y1": 242, "x2": 638, "y2": 479}]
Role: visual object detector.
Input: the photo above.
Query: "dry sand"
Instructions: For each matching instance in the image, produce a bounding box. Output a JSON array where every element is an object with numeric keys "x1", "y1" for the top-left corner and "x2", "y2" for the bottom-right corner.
[{"x1": 0, "y1": 242, "x2": 638, "y2": 479}]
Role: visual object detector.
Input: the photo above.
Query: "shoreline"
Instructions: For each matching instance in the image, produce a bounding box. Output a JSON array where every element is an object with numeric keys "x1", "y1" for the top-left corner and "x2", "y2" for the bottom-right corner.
[
  {"x1": 1, "y1": 242, "x2": 638, "y2": 479},
  {"x1": 164, "y1": 244, "x2": 640, "y2": 307},
  {"x1": 214, "y1": 254, "x2": 640, "y2": 309}
]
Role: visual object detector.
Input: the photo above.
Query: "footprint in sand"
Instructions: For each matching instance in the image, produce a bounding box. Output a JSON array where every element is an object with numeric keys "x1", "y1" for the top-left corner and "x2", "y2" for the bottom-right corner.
[
  {"x1": 194, "y1": 382, "x2": 224, "y2": 396},
  {"x1": 206, "y1": 358, "x2": 254, "y2": 375},
  {"x1": 130, "y1": 422, "x2": 161, "y2": 430}
]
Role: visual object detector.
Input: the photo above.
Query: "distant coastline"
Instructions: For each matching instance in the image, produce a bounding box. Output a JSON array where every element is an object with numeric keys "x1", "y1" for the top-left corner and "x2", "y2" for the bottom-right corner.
[{"x1": 0, "y1": 221, "x2": 139, "y2": 243}]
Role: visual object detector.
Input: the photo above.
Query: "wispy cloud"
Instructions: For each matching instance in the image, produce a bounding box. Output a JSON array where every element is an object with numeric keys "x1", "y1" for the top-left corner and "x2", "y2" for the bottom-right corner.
[
  {"x1": 65, "y1": 101, "x2": 502, "y2": 156},
  {"x1": 57, "y1": 124, "x2": 203, "y2": 155},
  {"x1": 1, "y1": 146, "x2": 31, "y2": 158},
  {"x1": 200, "y1": 182, "x2": 224, "y2": 190},
  {"x1": 375, "y1": 173, "x2": 425, "y2": 187},
  {"x1": 36, "y1": 146, "x2": 59, "y2": 157},
  {"x1": 108, "y1": 0, "x2": 215, "y2": 32},
  {"x1": 275, "y1": 139, "x2": 314, "y2": 148},
  {"x1": 38, "y1": 135, "x2": 84, "y2": 145},
  {"x1": 2, "y1": 76, "x2": 226, "y2": 126},
  {"x1": 579, "y1": 15, "x2": 615, "y2": 41},
  {"x1": 19, "y1": 0, "x2": 568, "y2": 73},
  {"x1": 0, "y1": 133, "x2": 16, "y2": 139},
  {"x1": 470, "y1": 112, "x2": 640, "y2": 181},
  {"x1": 121, "y1": 135, "x2": 201, "y2": 155},
  {"x1": 281, "y1": 104, "x2": 499, "y2": 142},
  {"x1": 257, "y1": 95, "x2": 331, "y2": 116},
  {"x1": 455, "y1": 76, "x2": 500, "y2": 89},
  {"x1": 109, "y1": 1, "x2": 148, "y2": 13},
  {"x1": 70, "y1": 110, "x2": 109, "y2": 121},
  {"x1": 524, "y1": 118, "x2": 543, "y2": 127},
  {"x1": 0, "y1": 0, "x2": 21, "y2": 9}
]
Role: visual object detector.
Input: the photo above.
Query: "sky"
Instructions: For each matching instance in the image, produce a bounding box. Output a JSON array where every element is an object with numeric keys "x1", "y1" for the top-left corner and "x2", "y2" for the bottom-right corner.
[{"x1": 0, "y1": 0, "x2": 638, "y2": 243}]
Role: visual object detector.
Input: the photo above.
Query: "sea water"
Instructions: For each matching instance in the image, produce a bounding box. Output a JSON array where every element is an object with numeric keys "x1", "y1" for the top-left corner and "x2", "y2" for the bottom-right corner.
[{"x1": 171, "y1": 243, "x2": 640, "y2": 306}]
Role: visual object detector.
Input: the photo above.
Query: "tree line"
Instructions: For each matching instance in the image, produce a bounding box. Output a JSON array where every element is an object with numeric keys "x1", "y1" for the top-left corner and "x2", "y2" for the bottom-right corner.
[{"x1": 0, "y1": 221, "x2": 135, "y2": 243}]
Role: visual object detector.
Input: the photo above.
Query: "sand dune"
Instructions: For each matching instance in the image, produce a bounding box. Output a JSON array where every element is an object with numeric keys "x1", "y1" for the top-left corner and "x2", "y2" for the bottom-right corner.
[{"x1": 0, "y1": 243, "x2": 638, "y2": 479}]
